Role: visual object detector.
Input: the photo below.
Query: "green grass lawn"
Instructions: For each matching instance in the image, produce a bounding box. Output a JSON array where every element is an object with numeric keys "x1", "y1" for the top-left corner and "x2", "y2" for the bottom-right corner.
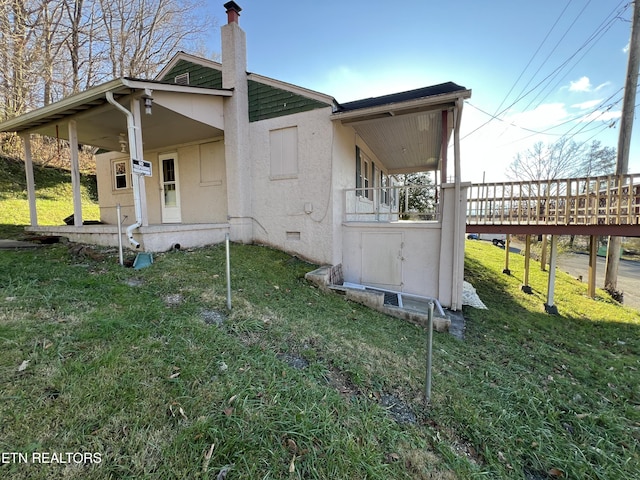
[
  {"x1": 1, "y1": 238, "x2": 638, "y2": 479},
  {"x1": 0, "y1": 155, "x2": 99, "y2": 238}
]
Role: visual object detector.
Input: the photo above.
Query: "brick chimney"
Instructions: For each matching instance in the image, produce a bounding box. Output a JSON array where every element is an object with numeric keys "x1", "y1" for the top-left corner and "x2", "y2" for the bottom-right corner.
[{"x1": 224, "y1": 1, "x2": 241, "y2": 24}]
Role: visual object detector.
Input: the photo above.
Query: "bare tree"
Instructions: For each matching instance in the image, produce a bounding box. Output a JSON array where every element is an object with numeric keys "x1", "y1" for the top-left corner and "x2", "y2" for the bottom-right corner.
[
  {"x1": 98, "y1": 0, "x2": 210, "y2": 79},
  {"x1": 506, "y1": 138, "x2": 615, "y2": 182},
  {"x1": 580, "y1": 140, "x2": 616, "y2": 177},
  {"x1": 0, "y1": 0, "x2": 213, "y2": 119},
  {"x1": 36, "y1": 0, "x2": 66, "y2": 104},
  {"x1": 0, "y1": 0, "x2": 41, "y2": 117}
]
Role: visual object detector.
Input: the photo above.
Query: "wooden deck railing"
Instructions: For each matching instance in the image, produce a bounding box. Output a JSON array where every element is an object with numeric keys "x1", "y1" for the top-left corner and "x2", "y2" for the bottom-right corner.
[{"x1": 467, "y1": 174, "x2": 640, "y2": 227}]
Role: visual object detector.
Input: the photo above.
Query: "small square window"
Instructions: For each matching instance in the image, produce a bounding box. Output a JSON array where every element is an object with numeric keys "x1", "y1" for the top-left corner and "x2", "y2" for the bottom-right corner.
[{"x1": 114, "y1": 160, "x2": 128, "y2": 190}]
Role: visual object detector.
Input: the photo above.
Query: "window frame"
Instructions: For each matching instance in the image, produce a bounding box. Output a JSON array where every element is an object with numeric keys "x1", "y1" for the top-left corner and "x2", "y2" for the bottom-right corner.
[{"x1": 113, "y1": 159, "x2": 129, "y2": 191}]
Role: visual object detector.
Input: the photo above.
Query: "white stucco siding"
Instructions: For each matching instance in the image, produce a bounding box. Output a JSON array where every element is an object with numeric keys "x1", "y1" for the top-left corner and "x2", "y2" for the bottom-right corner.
[
  {"x1": 96, "y1": 139, "x2": 228, "y2": 226},
  {"x1": 152, "y1": 92, "x2": 225, "y2": 130},
  {"x1": 329, "y1": 123, "x2": 357, "y2": 265},
  {"x1": 96, "y1": 151, "x2": 136, "y2": 224},
  {"x1": 147, "y1": 141, "x2": 228, "y2": 224},
  {"x1": 249, "y1": 107, "x2": 335, "y2": 264},
  {"x1": 342, "y1": 222, "x2": 442, "y2": 297}
]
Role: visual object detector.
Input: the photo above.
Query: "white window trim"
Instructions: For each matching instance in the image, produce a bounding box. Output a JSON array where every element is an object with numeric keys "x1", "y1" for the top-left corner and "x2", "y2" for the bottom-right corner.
[{"x1": 113, "y1": 159, "x2": 129, "y2": 191}]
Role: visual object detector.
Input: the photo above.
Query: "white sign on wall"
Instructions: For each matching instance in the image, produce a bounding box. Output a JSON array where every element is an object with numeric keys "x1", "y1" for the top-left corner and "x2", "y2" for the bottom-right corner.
[{"x1": 132, "y1": 158, "x2": 152, "y2": 176}]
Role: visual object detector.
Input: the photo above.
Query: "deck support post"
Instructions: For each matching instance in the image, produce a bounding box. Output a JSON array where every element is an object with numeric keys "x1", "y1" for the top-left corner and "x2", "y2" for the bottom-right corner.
[
  {"x1": 540, "y1": 234, "x2": 548, "y2": 271},
  {"x1": 521, "y1": 235, "x2": 533, "y2": 294},
  {"x1": 503, "y1": 234, "x2": 511, "y2": 275},
  {"x1": 544, "y1": 235, "x2": 559, "y2": 314},
  {"x1": 588, "y1": 235, "x2": 598, "y2": 298}
]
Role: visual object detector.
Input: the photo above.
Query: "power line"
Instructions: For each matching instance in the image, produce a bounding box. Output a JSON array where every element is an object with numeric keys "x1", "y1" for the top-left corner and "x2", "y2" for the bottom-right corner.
[
  {"x1": 463, "y1": 2, "x2": 631, "y2": 142},
  {"x1": 522, "y1": 1, "x2": 629, "y2": 114},
  {"x1": 491, "y1": 0, "x2": 575, "y2": 116}
]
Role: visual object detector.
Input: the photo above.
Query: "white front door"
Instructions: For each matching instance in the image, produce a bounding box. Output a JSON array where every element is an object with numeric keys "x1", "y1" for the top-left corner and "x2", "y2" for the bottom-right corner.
[{"x1": 160, "y1": 153, "x2": 181, "y2": 223}]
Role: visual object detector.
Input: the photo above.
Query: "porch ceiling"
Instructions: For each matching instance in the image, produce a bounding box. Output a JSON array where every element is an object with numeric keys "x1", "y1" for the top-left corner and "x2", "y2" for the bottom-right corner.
[
  {"x1": 344, "y1": 110, "x2": 444, "y2": 174},
  {"x1": 0, "y1": 78, "x2": 230, "y2": 152},
  {"x1": 332, "y1": 83, "x2": 471, "y2": 174}
]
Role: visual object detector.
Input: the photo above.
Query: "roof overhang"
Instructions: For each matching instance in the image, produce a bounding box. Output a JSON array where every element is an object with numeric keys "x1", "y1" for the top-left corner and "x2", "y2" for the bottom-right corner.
[
  {"x1": 0, "y1": 78, "x2": 232, "y2": 151},
  {"x1": 332, "y1": 87, "x2": 471, "y2": 174}
]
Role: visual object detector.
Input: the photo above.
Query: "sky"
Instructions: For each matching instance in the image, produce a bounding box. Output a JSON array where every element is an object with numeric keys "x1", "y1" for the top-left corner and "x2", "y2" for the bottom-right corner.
[{"x1": 204, "y1": 0, "x2": 639, "y2": 183}]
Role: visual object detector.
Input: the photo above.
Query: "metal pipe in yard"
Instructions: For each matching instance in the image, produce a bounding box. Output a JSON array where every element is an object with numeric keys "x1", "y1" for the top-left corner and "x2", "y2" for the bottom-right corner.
[
  {"x1": 225, "y1": 233, "x2": 231, "y2": 310},
  {"x1": 116, "y1": 203, "x2": 123, "y2": 266},
  {"x1": 425, "y1": 301, "x2": 434, "y2": 405}
]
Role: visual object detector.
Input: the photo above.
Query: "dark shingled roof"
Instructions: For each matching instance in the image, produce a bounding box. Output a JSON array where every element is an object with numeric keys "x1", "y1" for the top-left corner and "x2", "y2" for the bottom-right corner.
[{"x1": 336, "y1": 81, "x2": 467, "y2": 112}]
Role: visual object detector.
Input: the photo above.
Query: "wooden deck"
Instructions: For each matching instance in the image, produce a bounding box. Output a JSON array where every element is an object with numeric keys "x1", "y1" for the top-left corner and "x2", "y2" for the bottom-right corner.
[{"x1": 467, "y1": 173, "x2": 640, "y2": 236}]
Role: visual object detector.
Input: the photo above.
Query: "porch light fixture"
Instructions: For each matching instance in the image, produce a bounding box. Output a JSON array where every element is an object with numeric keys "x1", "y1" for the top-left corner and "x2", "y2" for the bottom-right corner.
[
  {"x1": 119, "y1": 133, "x2": 127, "y2": 153},
  {"x1": 141, "y1": 90, "x2": 153, "y2": 115}
]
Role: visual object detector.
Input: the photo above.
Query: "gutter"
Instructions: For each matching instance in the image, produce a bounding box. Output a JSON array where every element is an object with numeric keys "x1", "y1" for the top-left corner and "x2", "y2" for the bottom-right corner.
[{"x1": 105, "y1": 91, "x2": 142, "y2": 249}]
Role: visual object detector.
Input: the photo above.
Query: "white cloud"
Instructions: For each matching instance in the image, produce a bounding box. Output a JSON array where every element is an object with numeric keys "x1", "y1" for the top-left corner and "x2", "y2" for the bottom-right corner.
[
  {"x1": 506, "y1": 103, "x2": 569, "y2": 129},
  {"x1": 571, "y1": 99, "x2": 602, "y2": 110},
  {"x1": 576, "y1": 109, "x2": 620, "y2": 123},
  {"x1": 569, "y1": 76, "x2": 592, "y2": 92}
]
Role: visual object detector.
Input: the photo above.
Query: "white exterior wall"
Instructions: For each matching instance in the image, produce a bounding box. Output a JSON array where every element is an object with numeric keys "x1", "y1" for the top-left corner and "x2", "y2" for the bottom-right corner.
[
  {"x1": 342, "y1": 223, "x2": 442, "y2": 296},
  {"x1": 96, "y1": 151, "x2": 136, "y2": 224},
  {"x1": 96, "y1": 139, "x2": 227, "y2": 226},
  {"x1": 330, "y1": 122, "x2": 359, "y2": 265},
  {"x1": 437, "y1": 183, "x2": 469, "y2": 309},
  {"x1": 341, "y1": 184, "x2": 469, "y2": 309},
  {"x1": 249, "y1": 107, "x2": 335, "y2": 264}
]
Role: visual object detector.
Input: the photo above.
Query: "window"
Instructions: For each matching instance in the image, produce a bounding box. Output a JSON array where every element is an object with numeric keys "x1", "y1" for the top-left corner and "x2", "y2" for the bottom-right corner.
[
  {"x1": 355, "y1": 147, "x2": 372, "y2": 200},
  {"x1": 174, "y1": 72, "x2": 189, "y2": 85},
  {"x1": 270, "y1": 126, "x2": 298, "y2": 178},
  {"x1": 113, "y1": 160, "x2": 128, "y2": 190},
  {"x1": 381, "y1": 170, "x2": 389, "y2": 205}
]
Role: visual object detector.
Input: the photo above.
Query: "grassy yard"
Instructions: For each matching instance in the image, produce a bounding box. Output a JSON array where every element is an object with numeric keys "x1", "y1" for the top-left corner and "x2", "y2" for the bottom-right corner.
[
  {"x1": 0, "y1": 155, "x2": 99, "y2": 237},
  {"x1": 0, "y1": 236, "x2": 638, "y2": 479}
]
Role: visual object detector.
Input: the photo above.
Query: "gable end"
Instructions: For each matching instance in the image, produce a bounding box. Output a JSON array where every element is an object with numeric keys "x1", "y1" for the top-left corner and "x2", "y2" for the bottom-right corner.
[
  {"x1": 159, "y1": 59, "x2": 223, "y2": 88},
  {"x1": 248, "y1": 80, "x2": 331, "y2": 122}
]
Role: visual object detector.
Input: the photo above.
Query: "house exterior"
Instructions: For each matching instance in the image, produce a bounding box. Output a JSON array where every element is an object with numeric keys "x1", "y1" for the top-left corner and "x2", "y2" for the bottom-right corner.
[{"x1": 0, "y1": 2, "x2": 471, "y2": 310}]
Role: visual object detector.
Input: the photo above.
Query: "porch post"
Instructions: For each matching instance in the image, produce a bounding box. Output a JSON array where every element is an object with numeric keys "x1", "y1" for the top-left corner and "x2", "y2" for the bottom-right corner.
[
  {"x1": 20, "y1": 133, "x2": 38, "y2": 226},
  {"x1": 68, "y1": 120, "x2": 83, "y2": 226},
  {"x1": 450, "y1": 99, "x2": 464, "y2": 310},
  {"x1": 440, "y1": 109, "x2": 448, "y2": 185},
  {"x1": 131, "y1": 96, "x2": 149, "y2": 226}
]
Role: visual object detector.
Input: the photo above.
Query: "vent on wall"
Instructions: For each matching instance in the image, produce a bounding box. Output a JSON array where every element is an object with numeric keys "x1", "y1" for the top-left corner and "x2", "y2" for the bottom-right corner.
[
  {"x1": 174, "y1": 72, "x2": 190, "y2": 85},
  {"x1": 286, "y1": 231, "x2": 301, "y2": 241}
]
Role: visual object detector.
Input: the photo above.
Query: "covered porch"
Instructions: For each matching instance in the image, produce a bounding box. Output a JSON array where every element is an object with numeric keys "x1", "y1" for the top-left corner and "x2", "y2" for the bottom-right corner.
[
  {"x1": 0, "y1": 78, "x2": 232, "y2": 251},
  {"x1": 331, "y1": 83, "x2": 472, "y2": 310}
]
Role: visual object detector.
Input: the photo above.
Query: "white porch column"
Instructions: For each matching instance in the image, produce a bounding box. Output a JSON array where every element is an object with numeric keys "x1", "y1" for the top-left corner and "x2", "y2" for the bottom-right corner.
[
  {"x1": 68, "y1": 120, "x2": 83, "y2": 226},
  {"x1": 131, "y1": 96, "x2": 149, "y2": 226},
  {"x1": 20, "y1": 133, "x2": 38, "y2": 226},
  {"x1": 450, "y1": 98, "x2": 464, "y2": 310}
]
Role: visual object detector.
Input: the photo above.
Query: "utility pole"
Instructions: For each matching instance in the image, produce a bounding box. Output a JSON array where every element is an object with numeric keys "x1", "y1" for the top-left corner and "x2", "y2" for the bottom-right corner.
[{"x1": 605, "y1": 0, "x2": 640, "y2": 295}]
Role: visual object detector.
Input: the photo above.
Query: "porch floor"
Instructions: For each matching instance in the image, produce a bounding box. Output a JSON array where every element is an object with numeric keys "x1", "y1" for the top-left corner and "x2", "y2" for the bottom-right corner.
[{"x1": 24, "y1": 222, "x2": 230, "y2": 252}]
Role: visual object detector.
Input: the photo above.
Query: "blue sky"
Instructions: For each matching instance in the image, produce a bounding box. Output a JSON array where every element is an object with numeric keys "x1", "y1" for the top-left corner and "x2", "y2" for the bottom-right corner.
[{"x1": 206, "y1": 0, "x2": 639, "y2": 182}]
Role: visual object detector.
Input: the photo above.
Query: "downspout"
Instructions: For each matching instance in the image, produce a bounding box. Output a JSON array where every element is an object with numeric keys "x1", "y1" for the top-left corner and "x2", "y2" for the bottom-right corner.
[
  {"x1": 106, "y1": 91, "x2": 142, "y2": 249},
  {"x1": 451, "y1": 98, "x2": 464, "y2": 310}
]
